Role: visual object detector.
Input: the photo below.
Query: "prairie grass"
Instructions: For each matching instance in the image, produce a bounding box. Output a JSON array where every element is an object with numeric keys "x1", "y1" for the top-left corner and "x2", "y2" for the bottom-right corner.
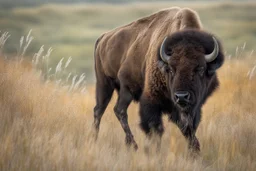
[{"x1": 0, "y1": 34, "x2": 256, "y2": 170}]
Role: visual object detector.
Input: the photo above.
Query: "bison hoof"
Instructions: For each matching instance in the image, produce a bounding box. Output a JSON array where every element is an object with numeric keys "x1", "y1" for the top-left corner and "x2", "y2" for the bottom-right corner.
[
  {"x1": 125, "y1": 136, "x2": 138, "y2": 151},
  {"x1": 126, "y1": 142, "x2": 138, "y2": 151},
  {"x1": 188, "y1": 138, "x2": 200, "y2": 157},
  {"x1": 133, "y1": 144, "x2": 138, "y2": 151}
]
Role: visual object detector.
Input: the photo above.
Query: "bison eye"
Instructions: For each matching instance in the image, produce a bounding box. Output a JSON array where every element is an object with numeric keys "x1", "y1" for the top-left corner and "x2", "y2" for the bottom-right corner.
[
  {"x1": 168, "y1": 66, "x2": 175, "y2": 76},
  {"x1": 196, "y1": 67, "x2": 205, "y2": 77}
]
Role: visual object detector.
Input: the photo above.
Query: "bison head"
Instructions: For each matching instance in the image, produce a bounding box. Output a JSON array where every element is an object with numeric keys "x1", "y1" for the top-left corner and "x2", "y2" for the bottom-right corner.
[{"x1": 158, "y1": 29, "x2": 224, "y2": 114}]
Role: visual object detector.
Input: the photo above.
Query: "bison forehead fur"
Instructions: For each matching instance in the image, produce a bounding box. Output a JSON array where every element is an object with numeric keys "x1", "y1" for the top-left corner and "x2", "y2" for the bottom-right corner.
[{"x1": 93, "y1": 7, "x2": 224, "y2": 152}]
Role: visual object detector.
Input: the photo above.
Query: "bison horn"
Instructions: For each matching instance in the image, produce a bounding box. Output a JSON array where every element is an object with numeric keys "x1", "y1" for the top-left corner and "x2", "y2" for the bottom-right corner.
[
  {"x1": 205, "y1": 37, "x2": 219, "y2": 63},
  {"x1": 160, "y1": 37, "x2": 171, "y2": 63}
]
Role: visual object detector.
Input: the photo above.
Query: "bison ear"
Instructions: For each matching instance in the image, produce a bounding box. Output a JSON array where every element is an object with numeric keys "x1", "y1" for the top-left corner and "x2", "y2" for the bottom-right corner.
[
  {"x1": 207, "y1": 50, "x2": 224, "y2": 75},
  {"x1": 206, "y1": 38, "x2": 225, "y2": 76}
]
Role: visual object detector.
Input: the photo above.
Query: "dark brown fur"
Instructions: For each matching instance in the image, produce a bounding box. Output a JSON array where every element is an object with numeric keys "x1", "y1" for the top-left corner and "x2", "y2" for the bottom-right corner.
[{"x1": 93, "y1": 7, "x2": 224, "y2": 152}]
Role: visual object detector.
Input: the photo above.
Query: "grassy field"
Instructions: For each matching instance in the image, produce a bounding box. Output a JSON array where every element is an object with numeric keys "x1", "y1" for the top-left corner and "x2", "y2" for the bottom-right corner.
[
  {"x1": 0, "y1": 34, "x2": 256, "y2": 170},
  {"x1": 0, "y1": 2, "x2": 255, "y2": 80},
  {"x1": 0, "y1": 2, "x2": 256, "y2": 170}
]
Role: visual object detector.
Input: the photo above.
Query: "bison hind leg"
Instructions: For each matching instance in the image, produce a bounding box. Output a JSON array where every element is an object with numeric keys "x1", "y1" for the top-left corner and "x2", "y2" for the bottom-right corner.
[
  {"x1": 114, "y1": 85, "x2": 138, "y2": 150},
  {"x1": 93, "y1": 77, "x2": 114, "y2": 140}
]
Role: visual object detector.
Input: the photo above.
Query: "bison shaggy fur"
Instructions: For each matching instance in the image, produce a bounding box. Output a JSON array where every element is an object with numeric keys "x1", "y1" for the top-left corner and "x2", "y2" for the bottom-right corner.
[{"x1": 93, "y1": 7, "x2": 224, "y2": 152}]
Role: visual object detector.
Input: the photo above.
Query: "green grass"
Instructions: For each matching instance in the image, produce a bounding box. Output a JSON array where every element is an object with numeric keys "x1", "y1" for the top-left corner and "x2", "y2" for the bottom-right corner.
[{"x1": 0, "y1": 2, "x2": 255, "y2": 81}]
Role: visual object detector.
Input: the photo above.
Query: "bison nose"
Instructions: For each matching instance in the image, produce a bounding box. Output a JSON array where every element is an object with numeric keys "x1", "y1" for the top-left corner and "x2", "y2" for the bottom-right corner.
[{"x1": 174, "y1": 91, "x2": 191, "y2": 105}]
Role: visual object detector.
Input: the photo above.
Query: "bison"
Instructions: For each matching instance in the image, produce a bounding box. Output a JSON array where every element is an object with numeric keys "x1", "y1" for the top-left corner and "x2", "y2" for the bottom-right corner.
[{"x1": 93, "y1": 7, "x2": 224, "y2": 152}]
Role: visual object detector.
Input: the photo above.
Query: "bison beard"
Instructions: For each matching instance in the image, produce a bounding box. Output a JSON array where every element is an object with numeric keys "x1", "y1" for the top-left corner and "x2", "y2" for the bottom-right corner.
[{"x1": 93, "y1": 7, "x2": 224, "y2": 153}]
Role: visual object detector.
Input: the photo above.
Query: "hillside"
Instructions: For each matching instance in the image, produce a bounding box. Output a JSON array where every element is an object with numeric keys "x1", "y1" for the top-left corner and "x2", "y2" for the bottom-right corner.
[{"x1": 0, "y1": 2, "x2": 255, "y2": 81}]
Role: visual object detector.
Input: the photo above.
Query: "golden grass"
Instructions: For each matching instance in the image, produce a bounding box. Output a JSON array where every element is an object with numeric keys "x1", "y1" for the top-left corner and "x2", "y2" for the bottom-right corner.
[{"x1": 0, "y1": 55, "x2": 256, "y2": 171}]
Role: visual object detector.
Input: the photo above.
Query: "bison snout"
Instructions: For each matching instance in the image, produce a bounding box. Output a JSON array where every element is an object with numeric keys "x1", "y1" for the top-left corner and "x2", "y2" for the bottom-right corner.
[{"x1": 174, "y1": 91, "x2": 191, "y2": 107}]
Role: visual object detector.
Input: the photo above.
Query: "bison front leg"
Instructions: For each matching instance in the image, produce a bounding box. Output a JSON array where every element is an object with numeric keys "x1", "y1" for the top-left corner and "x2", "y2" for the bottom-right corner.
[
  {"x1": 139, "y1": 96, "x2": 164, "y2": 152},
  {"x1": 178, "y1": 112, "x2": 201, "y2": 154},
  {"x1": 114, "y1": 86, "x2": 138, "y2": 150}
]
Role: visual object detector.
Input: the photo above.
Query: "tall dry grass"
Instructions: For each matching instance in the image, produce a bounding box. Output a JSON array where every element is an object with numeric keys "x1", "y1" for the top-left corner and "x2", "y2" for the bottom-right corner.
[{"x1": 0, "y1": 35, "x2": 256, "y2": 170}]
